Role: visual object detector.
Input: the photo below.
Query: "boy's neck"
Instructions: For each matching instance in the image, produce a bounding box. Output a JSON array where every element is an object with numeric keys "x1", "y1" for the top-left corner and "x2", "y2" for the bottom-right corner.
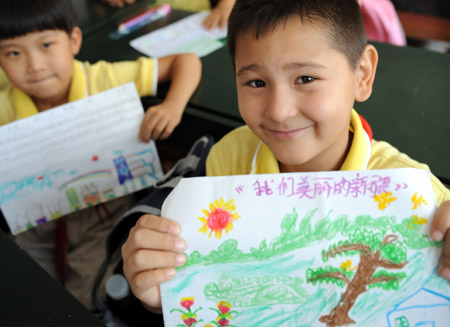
[
  {"x1": 279, "y1": 131, "x2": 353, "y2": 173},
  {"x1": 33, "y1": 92, "x2": 70, "y2": 112}
]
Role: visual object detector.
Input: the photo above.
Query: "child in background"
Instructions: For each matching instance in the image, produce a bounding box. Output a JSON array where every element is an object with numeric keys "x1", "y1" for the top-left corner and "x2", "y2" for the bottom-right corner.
[
  {"x1": 358, "y1": 0, "x2": 407, "y2": 46},
  {"x1": 0, "y1": 0, "x2": 201, "y2": 309},
  {"x1": 107, "y1": 0, "x2": 236, "y2": 30},
  {"x1": 120, "y1": 0, "x2": 450, "y2": 313}
]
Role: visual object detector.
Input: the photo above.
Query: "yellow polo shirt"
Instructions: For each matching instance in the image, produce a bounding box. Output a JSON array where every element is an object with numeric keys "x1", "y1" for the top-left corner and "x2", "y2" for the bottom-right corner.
[
  {"x1": 0, "y1": 57, "x2": 157, "y2": 125},
  {"x1": 206, "y1": 110, "x2": 450, "y2": 205}
]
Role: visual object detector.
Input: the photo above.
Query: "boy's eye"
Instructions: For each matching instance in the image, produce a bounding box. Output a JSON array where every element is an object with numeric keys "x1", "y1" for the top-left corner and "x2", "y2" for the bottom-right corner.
[
  {"x1": 248, "y1": 80, "x2": 266, "y2": 88},
  {"x1": 6, "y1": 50, "x2": 20, "y2": 57},
  {"x1": 295, "y1": 76, "x2": 316, "y2": 84},
  {"x1": 42, "y1": 42, "x2": 52, "y2": 49}
]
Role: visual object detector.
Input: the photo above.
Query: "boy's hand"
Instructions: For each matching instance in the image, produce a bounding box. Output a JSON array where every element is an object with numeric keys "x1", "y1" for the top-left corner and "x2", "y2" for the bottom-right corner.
[
  {"x1": 121, "y1": 214, "x2": 186, "y2": 310},
  {"x1": 138, "y1": 101, "x2": 183, "y2": 142},
  {"x1": 203, "y1": 0, "x2": 235, "y2": 30},
  {"x1": 431, "y1": 200, "x2": 450, "y2": 279}
]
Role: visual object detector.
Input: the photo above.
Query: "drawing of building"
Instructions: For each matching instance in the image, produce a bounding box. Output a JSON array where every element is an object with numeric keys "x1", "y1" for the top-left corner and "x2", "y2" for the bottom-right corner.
[
  {"x1": 113, "y1": 155, "x2": 133, "y2": 185},
  {"x1": 387, "y1": 288, "x2": 450, "y2": 327},
  {"x1": 82, "y1": 184, "x2": 102, "y2": 207},
  {"x1": 102, "y1": 188, "x2": 116, "y2": 200},
  {"x1": 65, "y1": 187, "x2": 82, "y2": 211}
]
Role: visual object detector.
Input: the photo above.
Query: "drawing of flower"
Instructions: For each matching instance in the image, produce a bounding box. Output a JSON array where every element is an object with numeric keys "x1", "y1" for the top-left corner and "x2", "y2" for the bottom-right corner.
[
  {"x1": 411, "y1": 192, "x2": 428, "y2": 210},
  {"x1": 217, "y1": 301, "x2": 231, "y2": 314},
  {"x1": 374, "y1": 191, "x2": 397, "y2": 210},
  {"x1": 182, "y1": 316, "x2": 198, "y2": 327},
  {"x1": 181, "y1": 297, "x2": 195, "y2": 310},
  {"x1": 198, "y1": 198, "x2": 241, "y2": 238},
  {"x1": 170, "y1": 297, "x2": 203, "y2": 327},
  {"x1": 340, "y1": 259, "x2": 357, "y2": 272},
  {"x1": 209, "y1": 300, "x2": 238, "y2": 327},
  {"x1": 407, "y1": 215, "x2": 428, "y2": 229}
]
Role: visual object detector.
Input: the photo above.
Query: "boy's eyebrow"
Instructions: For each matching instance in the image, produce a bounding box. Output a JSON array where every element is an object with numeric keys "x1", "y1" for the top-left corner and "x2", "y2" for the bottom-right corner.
[
  {"x1": 0, "y1": 30, "x2": 59, "y2": 49},
  {"x1": 237, "y1": 61, "x2": 325, "y2": 77},
  {"x1": 0, "y1": 41, "x2": 16, "y2": 49},
  {"x1": 285, "y1": 62, "x2": 326, "y2": 70},
  {"x1": 236, "y1": 64, "x2": 259, "y2": 77}
]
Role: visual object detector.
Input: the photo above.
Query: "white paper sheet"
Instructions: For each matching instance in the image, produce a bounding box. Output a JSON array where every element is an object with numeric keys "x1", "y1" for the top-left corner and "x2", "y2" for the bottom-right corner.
[
  {"x1": 161, "y1": 168, "x2": 449, "y2": 327},
  {"x1": 0, "y1": 83, "x2": 163, "y2": 235},
  {"x1": 130, "y1": 11, "x2": 227, "y2": 58}
]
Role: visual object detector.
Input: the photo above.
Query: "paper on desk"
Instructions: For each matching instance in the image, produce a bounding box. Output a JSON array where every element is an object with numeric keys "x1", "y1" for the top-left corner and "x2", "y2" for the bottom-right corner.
[
  {"x1": 160, "y1": 168, "x2": 449, "y2": 327},
  {"x1": 130, "y1": 10, "x2": 227, "y2": 58},
  {"x1": 0, "y1": 83, "x2": 163, "y2": 235}
]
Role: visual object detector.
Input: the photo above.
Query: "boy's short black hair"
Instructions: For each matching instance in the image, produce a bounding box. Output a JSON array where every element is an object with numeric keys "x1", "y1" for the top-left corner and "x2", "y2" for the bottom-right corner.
[
  {"x1": 0, "y1": 0, "x2": 78, "y2": 40},
  {"x1": 227, "y1": 0, "x2": 367, "y2": 69}
]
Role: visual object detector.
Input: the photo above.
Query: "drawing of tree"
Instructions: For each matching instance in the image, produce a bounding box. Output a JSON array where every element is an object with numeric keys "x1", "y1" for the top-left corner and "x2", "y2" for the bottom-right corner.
[{"x1": 306, "y1": 229, "x2": 409, "y2": 327}]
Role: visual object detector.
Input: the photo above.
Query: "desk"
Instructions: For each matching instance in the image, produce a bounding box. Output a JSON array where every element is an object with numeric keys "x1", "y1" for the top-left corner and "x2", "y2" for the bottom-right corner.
[
  {"x1": 0, "y1": 230, "x2": 105, "y2": 326},
  {"x1": 77, "y1": 10, "x2": 450, "y2": 185},
  {"x1": 71, "y1": 0, "x2": 155, "y2": 38},
  {"x1": 357, "y1": 41, "x2": 450, "y2": 185}
]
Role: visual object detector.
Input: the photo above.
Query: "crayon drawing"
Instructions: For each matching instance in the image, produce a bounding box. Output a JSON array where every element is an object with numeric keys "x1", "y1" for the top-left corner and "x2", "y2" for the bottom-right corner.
[
  {"x1": 199, "y1": 198, "x2": 241, "y2": 239},
  {"x1": 0, "y1": 83, "x2": 163, "y2": 235},
  {"x1": 160, "y1": 168, "x2": 448, "y2": 327}
]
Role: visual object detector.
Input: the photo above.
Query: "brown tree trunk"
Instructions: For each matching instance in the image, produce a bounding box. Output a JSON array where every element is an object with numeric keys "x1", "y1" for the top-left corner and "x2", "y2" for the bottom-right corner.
[{"x1": 319, "y1": 253, "x2": 379, "y2": 327}]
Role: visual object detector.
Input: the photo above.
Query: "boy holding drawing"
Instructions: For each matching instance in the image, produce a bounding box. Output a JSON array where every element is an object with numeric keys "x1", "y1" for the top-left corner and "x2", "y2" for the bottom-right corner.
[
  {"x1": 121, "y1": 0, "x2": 450, "y2": 313},
  {"x1": 0, "y1": 0, "x2": 201, "y2": 309}
]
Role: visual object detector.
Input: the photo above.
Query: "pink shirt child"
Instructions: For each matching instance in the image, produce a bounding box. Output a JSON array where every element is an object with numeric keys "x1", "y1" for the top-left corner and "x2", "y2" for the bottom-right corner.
[{"x1": 358, "y1": 0, "x2": 407, "y2": 46}]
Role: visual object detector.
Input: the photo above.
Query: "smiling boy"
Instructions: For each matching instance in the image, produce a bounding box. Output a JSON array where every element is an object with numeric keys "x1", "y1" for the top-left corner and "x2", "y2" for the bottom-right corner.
[
  {"x1": 0, "y1": 0, "x2": 201, "y2": 310},
  {"x1": 121, "y1": 0, "x2": 450, "y2": 312}
]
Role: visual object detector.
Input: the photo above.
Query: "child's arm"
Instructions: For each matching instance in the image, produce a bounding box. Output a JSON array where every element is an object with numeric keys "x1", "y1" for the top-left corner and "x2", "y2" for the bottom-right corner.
[
  {"x1": 139, "y1": 53, "x2": 201, "y2": 142},
  {"x1": 431, "y1": 200, "x2": 450, "y2": 279},
  {"x1": 98, "y1": 0, "x2": 136, "y2": 7},
  {"x1": 121, "y1": 214, "x2": 186, "y2": 311},
  {"x1": 203, "y1": 0, "x2": 235, "y2": 30}
]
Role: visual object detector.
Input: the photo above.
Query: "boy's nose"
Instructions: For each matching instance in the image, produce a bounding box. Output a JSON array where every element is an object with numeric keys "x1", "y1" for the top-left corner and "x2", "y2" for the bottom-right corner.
[
  {"x1": 26, "y1": 53, "x2": 46, "y2": 73},
  {"x1": 265, "y1": 86, "x2": 298, "y2": 122}
]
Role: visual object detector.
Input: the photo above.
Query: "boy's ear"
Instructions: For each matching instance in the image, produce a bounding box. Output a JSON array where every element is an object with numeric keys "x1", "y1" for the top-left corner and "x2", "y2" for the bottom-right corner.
[
  {"x1": 355, "y1": 44, "x2": 378, "y2": 102},
  {"x1": 69, "y1": 26, "x2": 83, "y2": 56}
]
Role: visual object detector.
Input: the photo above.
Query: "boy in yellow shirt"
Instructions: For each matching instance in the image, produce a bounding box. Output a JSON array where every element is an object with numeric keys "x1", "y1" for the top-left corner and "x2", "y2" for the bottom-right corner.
[
  {"x1": 121, "y1": 0, "x2": 450, "y2": 313},
  {"x1": 0, "y1": 0, "x2": 201, "y2": 309}
]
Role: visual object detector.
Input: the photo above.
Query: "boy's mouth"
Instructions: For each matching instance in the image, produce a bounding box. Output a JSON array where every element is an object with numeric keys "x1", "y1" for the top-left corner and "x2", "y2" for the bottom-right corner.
[
  {"x1": 28, "y1": 76, "x2": 52, "y2": 84},
  {"x1": 266, "y1": 126, "x2": 312, "y2": 140}
]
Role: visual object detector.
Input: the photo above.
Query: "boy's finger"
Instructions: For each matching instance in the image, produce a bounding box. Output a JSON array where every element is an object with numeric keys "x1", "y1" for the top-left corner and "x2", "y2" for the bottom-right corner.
[
  {"x1": 126, "y1": 227, "x2": 185, "y2": 254},
  {"x1": 438, "y1": 238, "x2": 450, "y2": 279},
  {"x1": 136, "y1": 214, "x2": 181, "y2": 235},
  {"x1": 135, "y1": 214, "x2": 179, "y2": 234},
  {"x1": 150, "y1": 119, "x2": 168, "y2": 140},
  {"x1": 130, "y1": 268, "x2": 175, "y2": 300},
  {"x1": 139, "y1": 115, "x2": 160, "y2": 142},
  {"x1": 430, "y1": 200, "x2": 450, "y2": 242},
  {"x1": 124, "y1": 249, "x2": 185, "y2": 276},
  {"x1": 220, "y1": 18, "x2": 227, "y2": 29}
]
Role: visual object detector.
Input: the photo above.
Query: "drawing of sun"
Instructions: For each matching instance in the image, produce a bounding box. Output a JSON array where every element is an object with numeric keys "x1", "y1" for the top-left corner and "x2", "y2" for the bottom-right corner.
[{"x1": 198, "y1": 198, "x2": 241, "y2": 238}]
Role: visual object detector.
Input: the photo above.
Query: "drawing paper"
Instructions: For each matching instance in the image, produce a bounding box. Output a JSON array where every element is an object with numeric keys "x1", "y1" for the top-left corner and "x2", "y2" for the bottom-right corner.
[
  {"x1": 161, "y1": 168, "x2": 449, "y2": 327},
  {"x1": 0, "y1": 83, "x2": 163, "y2": 235},
  {"x1": 130, "y1": 11, "x2": 227, "y2": 58}
]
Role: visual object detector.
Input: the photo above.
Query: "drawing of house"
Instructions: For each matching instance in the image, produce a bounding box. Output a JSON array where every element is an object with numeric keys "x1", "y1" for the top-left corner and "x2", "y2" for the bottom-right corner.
[
  {"x1": 387, "y1": 288, "x2": 450, "y2": 327},
  {"x1": 82, "y1": 184, "x2": 102, "y2": 207},
  {"x1": 65, "y1": 188, "x2": 82, "y2": 211},
  {"x1": 113, "y1": 156, "x2": 133, "y2": 185},
  {"x1": 35, "y1": 216, "x2": 47, "y2": 225},
  {"x1": 102, "y1": 188, "x2": 116, "y2": 200}
]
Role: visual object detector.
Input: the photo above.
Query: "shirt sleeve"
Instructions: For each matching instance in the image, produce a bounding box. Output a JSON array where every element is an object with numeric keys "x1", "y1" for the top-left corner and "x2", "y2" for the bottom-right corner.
[
  {"x1": 84, "y1": 57, "x2": 158, "y2": 97},
  {"x1": 0, "y1": 86, "x2": 16, "y2": 126}
]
